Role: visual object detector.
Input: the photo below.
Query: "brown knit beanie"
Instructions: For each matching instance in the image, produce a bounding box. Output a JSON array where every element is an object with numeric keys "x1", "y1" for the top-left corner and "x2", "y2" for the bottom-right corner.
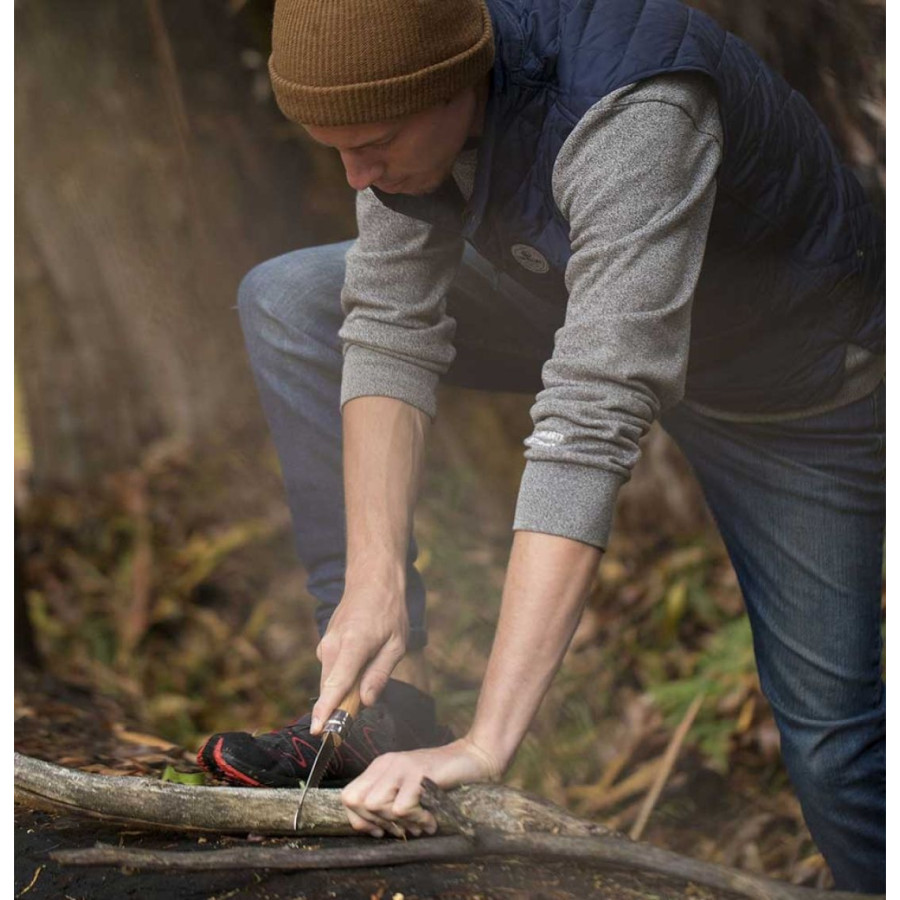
[{"x1": 269, "y1": 0, "x2": 494, "y2": 126}]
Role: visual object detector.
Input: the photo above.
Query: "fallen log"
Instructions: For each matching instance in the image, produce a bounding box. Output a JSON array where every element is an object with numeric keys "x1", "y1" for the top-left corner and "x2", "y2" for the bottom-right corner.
[
  {"x1": 14, "y1": 752, "x2": 598, "y2": 837},
  {"x1": 15, "y1": 753, "x2": 877, "y2": 900}
]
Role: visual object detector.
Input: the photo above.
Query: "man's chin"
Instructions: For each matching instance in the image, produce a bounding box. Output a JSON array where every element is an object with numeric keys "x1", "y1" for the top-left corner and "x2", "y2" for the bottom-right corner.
[
  {"x1": 376, "y1": 176, "x2": 445, "y2": 197},
  {"x1": 403, "y1": 185, "x2": 440, "y2": 197}
]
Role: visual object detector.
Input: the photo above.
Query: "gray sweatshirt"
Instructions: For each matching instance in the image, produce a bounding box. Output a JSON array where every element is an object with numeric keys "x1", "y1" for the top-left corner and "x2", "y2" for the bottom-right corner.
[{"x1": 338, "y1": 74, "x2": 884, "y2": 550}]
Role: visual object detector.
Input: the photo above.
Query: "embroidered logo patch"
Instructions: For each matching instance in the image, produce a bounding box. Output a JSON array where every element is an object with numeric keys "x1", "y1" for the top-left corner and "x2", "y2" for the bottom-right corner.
[
  {"x1": 525, "y1": 429, "x2": 565, "y2": 449},
  {"x1": 511, "y1": 243, "x2": 550, "y2": 274}
]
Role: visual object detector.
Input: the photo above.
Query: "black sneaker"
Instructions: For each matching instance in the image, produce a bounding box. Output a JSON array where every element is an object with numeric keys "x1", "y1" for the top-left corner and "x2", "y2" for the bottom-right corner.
[{"x1": 197, "y1": 679, "x2": 453, "y2": 788}]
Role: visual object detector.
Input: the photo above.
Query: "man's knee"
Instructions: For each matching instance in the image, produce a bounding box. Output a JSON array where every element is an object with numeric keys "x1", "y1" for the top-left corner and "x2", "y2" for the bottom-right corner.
[
  {"x1": 237, "y1": 244, "x2": 347, "y2": 345},
  {"x1": 778, "y1": 706, "x2": 885, "y2": 796},
  {"x1": 237, "y1": 256, "x2": 281, "y2": 323}
]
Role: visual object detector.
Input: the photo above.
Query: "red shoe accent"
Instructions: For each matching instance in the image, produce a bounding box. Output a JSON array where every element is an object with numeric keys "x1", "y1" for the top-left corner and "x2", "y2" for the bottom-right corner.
[
  {"x1": 337, "y1": 725, "x2": 381, "y2": 767},
  {"x1": 360, "y1": 724, "x2": 382, "y2": 754},
  {"x1": 287, "y1": 736, "x2": 316, "y2": 768},
  {"x1": 211, "y1": 737, "x2": 263, "y2": 786}
]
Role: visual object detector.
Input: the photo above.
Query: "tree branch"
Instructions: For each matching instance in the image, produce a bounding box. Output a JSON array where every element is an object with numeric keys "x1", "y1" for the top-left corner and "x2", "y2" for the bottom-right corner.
[
  {"x1": 50, "y1": 834, "x2": 870, "y2": 900},
  {"x1": 16, "y1": 754, "x2": 875, "y2": 900},
  {"x1": 14, "y1": 753, "x2": 599, "y2": 837}
]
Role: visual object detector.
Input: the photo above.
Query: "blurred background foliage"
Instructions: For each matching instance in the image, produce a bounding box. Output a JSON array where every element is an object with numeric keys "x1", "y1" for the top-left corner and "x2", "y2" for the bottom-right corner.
[{"x1": 15, "y1": 0, "x2": 884, "y2": 890}]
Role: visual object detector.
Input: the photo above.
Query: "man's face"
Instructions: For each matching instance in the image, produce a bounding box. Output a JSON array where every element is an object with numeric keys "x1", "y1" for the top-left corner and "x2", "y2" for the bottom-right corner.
[{"x1": 304, "y1": 86, "x2": 481, "y2": 196}]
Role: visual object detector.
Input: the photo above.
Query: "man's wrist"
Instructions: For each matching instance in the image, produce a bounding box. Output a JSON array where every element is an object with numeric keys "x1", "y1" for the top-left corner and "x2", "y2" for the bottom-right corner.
[
  {"x1": 344, "y1": 558, "x2": 407, "y2": 595},
  {"x1": 457, "y1": 732, "x2": 506, "y2": 783},
  {"x1": 466, "y1": 723, "x2": 516, "y2": 776}
]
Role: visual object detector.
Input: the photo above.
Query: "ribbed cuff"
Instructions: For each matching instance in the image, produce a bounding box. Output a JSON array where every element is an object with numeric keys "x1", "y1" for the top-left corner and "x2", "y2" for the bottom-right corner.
[
  {"x1": 341, "y1": 344, "x2": 440, "y2": 419},
  {"x1": 513, "y1": 460, "x2": 626, "y2": 550}
]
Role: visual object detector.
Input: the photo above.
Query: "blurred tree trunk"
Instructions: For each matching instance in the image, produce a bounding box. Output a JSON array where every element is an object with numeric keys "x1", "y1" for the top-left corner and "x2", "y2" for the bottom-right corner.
[
  {"x1": 15, "y1": 0, "x2": 353, "y2": 491},
  {"x1": 690, "y1": 0, "x2": 884, "y2": 204}
]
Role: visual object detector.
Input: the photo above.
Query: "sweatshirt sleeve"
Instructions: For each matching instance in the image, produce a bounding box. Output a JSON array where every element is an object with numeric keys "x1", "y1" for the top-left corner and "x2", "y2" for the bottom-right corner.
[
  {"x1": 513, "y1": 75, "x2": 723, "y2": 549},
  {"x1": 338, "y1": 188, "x2": 465, "y2": 419}
]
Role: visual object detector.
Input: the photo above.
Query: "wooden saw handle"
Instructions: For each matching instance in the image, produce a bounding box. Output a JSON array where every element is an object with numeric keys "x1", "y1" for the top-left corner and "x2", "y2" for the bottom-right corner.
[
  {"x1": 324, "y1": 679, "x2": 363, "y2": 747},
  {"x1": 338, "y1": 681, "x2": 362, "y2": 718}
]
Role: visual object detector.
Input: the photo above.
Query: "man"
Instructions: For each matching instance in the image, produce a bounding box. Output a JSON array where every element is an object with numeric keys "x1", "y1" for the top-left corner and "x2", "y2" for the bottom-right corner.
[{"x1": 199, "y1": 0, "x2": 885, "y2": 891}]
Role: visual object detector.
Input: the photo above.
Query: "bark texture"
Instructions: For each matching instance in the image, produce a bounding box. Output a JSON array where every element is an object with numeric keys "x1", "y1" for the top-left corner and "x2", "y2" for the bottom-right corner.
[{"x1": 14, "y1": 753, "x2": 601, "y2": 838}]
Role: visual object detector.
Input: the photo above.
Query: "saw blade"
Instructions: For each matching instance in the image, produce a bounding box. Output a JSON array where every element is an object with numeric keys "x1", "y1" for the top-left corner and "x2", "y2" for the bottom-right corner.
[
  {"x1": 293, "y1": 733, "x2": 337, "y2": 830},
  {"x1": 293, "y1": 685, "x2": 361, "y2": 830},
  {"x1": 306, "y1": 732, "x2": 338, "y2": 791}
]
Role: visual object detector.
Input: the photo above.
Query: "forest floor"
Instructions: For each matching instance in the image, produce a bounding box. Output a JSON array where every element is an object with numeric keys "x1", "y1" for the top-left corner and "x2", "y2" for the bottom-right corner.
[
  {"x1": 11, "y1": 666, "x2": 773, "y2": 900},
  {"x1": 17, "y1": 389, "x2": 872, "y2": 896},
  {"x1": 14, "y1": 813, "x2": 747, "y2": 900}
]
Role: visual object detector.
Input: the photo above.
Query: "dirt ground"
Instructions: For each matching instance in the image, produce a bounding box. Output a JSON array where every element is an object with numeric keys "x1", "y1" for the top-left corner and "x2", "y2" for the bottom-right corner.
[
  {"x1": 14, "y1": 666, "x2": 751, "y2": 900},
  {"x1": 14, "y1": 810, "x2": 750, "y2": 900}
]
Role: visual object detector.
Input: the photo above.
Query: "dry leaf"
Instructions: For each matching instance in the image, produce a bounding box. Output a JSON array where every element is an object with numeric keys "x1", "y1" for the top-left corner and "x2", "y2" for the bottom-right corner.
[{"x1": 112, "y1": 723, "x2": 178, "y2": 751}]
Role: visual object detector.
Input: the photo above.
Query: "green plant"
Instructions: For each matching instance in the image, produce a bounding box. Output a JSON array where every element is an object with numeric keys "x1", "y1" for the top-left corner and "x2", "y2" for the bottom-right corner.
[{"x1": 648, "y1": 617, "x2": 757, "y2": 771}]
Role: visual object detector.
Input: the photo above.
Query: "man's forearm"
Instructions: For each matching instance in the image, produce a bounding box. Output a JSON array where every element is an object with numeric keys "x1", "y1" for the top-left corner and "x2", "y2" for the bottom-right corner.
[
  {"x1": 312, "y1": 395, "x2": 431, "y2": 721},
  {"x1": 342, "y1": 395, "x2": 430, "y2": 592},
  {"x1": 468, "y1": 530, "x2": 602, "y2": 770}
]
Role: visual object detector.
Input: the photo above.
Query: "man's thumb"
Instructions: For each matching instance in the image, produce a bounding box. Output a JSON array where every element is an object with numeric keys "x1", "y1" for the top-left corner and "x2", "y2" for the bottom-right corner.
[{"x1": 312, "y1": 671, "x2": 354, "y2": 734}]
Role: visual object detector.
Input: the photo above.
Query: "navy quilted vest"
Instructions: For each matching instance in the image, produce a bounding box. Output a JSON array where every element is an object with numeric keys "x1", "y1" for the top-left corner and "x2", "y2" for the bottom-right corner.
[{"x1": 374, "y1": 0, "x2": 884, "y2": 413}]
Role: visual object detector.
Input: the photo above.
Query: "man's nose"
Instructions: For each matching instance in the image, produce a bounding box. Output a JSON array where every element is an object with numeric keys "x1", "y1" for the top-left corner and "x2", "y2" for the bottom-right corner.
[{"x1": 340, "y1": 150, "x2": 385, "y2": 191}]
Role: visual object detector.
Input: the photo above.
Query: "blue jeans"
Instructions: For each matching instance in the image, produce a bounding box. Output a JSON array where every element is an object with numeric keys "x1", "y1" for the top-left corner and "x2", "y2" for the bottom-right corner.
[{"x1": 238, "y1": 240, "x2": 885, "y2": 893}]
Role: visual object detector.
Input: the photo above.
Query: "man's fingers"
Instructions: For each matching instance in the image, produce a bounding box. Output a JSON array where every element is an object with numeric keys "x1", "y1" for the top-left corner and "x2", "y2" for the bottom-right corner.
[
  {"x1": 340, "y1": 744, "x2": 498, "y2": 842},
  {"x1": 345, "y1": 807, "x2": 384, "y2": 838},
  {"x1": 310, "y1": 686, "x2": 345, "y2": 735},
  {"x1": 314, "y1": 633, "x2": 406, "y2": 729},
  {"x1": 343, "y1": 769, "x2": 409, "y2": 838},
  {"x1": 315, "y1": 631, "x2": 339, "y2": 671},
  {"x1": 360, "y1": 639, "x2": 405, "y2": 706},
  {"x1": 342, "y1": 757, "x2": 437, "y2": 838},
  {"x1": 311, "y1": 676, "x2": 358, "y2": 733},
  {"x1": 390, "y1": 768, "x2": 440, "y2": 832},
  {"x1": 343, "y1": 762, "x2": 395, "y2": 813},
  {"x1": 311, "y1": 639, "x2": 372, "y2": 733},
  {"x1": 352, "y1": 807, "x2": 405, "y2": 838},
  {"x1": 359, "y1": 665, "x2": 391, "y2": 708}
]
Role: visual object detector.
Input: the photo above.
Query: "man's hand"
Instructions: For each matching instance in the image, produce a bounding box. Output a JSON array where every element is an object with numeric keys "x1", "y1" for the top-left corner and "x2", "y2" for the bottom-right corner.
[
  {"x1": 308, "y1": 396, "x2": 429, "y2": 733},
  {"x1": 311, "y1": 580, "x2": 409, "y2": 734},
  {"x1": 313, "y1": 396, "x2": 430, "y2": 732},
  {"x1": 341, "y1": 736, "x2": 502, "y2": 837},
  {"x1": 339, "y1": 531, "x2": 600, "y2": 835}
]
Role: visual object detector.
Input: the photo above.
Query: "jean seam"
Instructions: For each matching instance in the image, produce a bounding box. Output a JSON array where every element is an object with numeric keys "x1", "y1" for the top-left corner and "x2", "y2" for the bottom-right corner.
[{"x1": 871, "y1": 386, "x2": 885, "y2": 455}]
